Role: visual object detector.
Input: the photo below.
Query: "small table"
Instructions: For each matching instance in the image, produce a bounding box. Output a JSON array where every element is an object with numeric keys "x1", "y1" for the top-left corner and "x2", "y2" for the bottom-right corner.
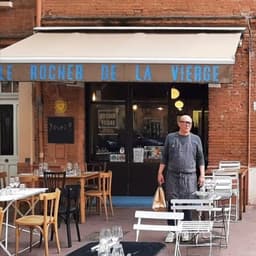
[
  {"x1": 66, "y1": 241, "x2": 166, "y2": 256},
  {"x1": 0, "y1": 187, "x2": 47, "y2": 256}
]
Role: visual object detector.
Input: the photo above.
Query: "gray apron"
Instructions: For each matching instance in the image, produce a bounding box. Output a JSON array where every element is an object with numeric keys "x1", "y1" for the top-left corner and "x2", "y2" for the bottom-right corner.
[{"x1": 165, "y1": 134, "x2": 197, "y2": 201}]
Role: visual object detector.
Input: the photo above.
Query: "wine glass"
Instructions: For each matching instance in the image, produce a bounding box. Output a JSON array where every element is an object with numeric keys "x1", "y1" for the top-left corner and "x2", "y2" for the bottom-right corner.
[
  {"x1": 112, "y1": 243, "x2": 125, "y2": 256},
  {"x1": 14, "y1": 176, "x2": 20, "y2": 188},
  {"x1": 98, "y1": 228, "x2": 112, "y2": 255},
  {"x1": 9, "y1": 177, "x2": 15, "y2": 188},
  {"x1": 99, "y1": 228, "x2": 112, "y2": 245},
  {"x1": 111, "y1": 225, "x2": 123, "y2": 244}
]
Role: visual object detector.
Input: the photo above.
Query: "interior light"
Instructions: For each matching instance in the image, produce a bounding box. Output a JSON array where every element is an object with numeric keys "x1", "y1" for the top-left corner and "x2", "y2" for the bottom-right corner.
[
  {"x1": 132, "y1": 104, "x2": 138, "y2": 111},
  {"x1": 171, "y1": 88, "x2": 180, "y2": 99},
  {"x1": 157, "y1": 107, "x2": 164, "y2": 111},
  {"x1": 175, "y1": 100, "x2": 184, "y2": 111},
  {"x1": 92, "y1": 92, "x2": 96, "y2": 102}
]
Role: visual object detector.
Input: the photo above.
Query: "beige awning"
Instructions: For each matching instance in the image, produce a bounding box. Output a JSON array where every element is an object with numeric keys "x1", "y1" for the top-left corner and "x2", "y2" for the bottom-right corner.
[{"x1": 0, "y1": 31, "x2": 242, "y2": 64}]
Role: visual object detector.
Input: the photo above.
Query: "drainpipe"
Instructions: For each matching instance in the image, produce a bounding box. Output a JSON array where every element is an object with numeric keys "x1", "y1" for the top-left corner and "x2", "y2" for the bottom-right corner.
[
  {"x1": 246, "y1": 16, "x2": 252, "y2": 169},
  {"x1": 36, "y1": 0, "x2": 42, "y2": 27}
]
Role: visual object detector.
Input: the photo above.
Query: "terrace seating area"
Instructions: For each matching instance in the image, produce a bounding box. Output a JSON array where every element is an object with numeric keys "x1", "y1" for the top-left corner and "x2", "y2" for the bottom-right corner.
[{"x1": 0, "y1": 203, "x2": 255, "y2": 256}]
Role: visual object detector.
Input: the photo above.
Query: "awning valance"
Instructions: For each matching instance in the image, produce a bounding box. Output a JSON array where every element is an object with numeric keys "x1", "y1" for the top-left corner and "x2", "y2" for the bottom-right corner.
[{"x1": 0, "y1": 30, "x2": 243, "y2": 83}]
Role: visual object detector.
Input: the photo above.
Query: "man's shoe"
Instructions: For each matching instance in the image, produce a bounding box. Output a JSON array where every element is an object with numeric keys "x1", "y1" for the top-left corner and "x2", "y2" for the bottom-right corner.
[
  {"x1": 181, "y1": 232, "x2": 191, "y2": 242},
  {"x1": 165, "y1": 232, "x2": 175, "y2": 243}
]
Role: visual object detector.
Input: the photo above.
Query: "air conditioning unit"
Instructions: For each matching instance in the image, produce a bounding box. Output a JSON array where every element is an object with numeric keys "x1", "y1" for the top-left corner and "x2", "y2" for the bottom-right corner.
[{"x1": 0, "y1": 1, "x2": 13, "y2": 7}]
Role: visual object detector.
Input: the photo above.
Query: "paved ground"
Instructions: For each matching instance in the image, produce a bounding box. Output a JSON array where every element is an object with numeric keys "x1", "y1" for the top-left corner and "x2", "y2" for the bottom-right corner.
[{"x1": 1, "y1": 204, "x2": 256, "y2": 255}]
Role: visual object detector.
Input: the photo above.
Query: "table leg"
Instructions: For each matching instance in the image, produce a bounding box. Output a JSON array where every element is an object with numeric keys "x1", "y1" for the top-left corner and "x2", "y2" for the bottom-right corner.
[{"x1": 80, "y1": 177, "x2": 85, "y2": 224}]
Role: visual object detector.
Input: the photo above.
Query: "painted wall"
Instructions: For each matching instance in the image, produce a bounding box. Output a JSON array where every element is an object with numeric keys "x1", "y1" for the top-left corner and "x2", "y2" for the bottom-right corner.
[{"x1": 18, "y1": 83, "x2": 34, "y2": 164}]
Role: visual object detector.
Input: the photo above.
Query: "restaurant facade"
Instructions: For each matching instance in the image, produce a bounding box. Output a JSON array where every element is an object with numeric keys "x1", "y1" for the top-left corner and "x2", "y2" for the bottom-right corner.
[{"x1": 0, "y1": 1, "x2": 256, "y2": 201}]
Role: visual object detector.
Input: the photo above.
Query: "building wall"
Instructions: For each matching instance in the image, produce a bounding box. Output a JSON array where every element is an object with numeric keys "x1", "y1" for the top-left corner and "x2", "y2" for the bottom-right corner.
[
  {"x1": 33, "y1": 83, "x2": 85, "y2": 169},
  {"x1": 40, "y1": 0, "x2": 256, "y2": 168},
  {"x1": 0, "y1": 0, "x2": 35, "y2": 47},
  {"x1": 42, "y1": 0, "x2": 256, "y2": 16},
  {"x1": 18, "y1": 83, "x2": 34, "y2": 164},
  {"x1": 2, "y1": 1, "x2": 256, "y2": 170}
]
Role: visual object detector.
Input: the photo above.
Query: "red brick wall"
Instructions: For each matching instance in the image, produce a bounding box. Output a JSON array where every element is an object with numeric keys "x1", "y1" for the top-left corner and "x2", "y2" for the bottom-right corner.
[
  {"x1": 35, "y1": 83, "x2": 85, "y2": 169},
  {"x1": 0, "y1": 0, "x2": 35, "y2": 47},
  {"x1": 42, "y1": 0, "x2": 256, "y2": 16}
]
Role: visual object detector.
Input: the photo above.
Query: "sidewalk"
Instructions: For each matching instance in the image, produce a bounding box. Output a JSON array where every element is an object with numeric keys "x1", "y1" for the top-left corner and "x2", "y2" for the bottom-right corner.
[{"x1": 1, "y1": 204, "x2": 256, "y2": 255}]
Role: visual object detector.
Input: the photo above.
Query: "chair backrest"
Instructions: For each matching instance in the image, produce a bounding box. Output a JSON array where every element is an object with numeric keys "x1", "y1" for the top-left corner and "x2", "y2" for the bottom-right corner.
[
  {"x1": 85, "y1": 162, "x2": 107, "y2": 172},
  {"x1": 213, "y1": 168, "x2": 239, "y2": 189},
  {"x1": 39, "y1": 188, "x2": 61, "y2": 224},
  {"x1": 171, "y1": 198, "x2": 214, "y2": 213},
  {"x1": 19, "y1": 174, "x2": 38, "y2": 188},
  {"x1": 213, "y1": 175, "x2": 233, "y2": 198},
  {"x1": 0, "y1": 207, "x2": 4, "y2": 238},
  {"x1": 0, "y1": 171, "x2": 7, "y2": 189},
  {"x1": 219, "y1": 161, "x2": 240, "y2": 170},
  {"x1": 98, "y1": 170, "x2": 112, "y2": 196},
  {"x1": 43, "y1": 171, "x2": 66, "y2": 192},
  {"x1": 133, "y1": 210, "x2": 184, "y2": 241}
]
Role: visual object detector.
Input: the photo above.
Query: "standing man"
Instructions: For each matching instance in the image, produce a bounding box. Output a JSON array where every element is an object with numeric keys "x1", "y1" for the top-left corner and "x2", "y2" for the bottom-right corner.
[{"x1": 157, "y1": 114, "x2": 205, "y2": 242}]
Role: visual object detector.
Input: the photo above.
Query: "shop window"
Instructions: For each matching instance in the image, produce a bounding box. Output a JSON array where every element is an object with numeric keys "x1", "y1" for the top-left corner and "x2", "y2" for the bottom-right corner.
[
  {"x1": 0, "y1": 81, "x2": 19, "y2": 93},
  {"x1": 132, "y1": 104, "x2": 168, "y2": 162},
  {"x1": 89, "y1": 104, "x2": 126, "y2": 162}
]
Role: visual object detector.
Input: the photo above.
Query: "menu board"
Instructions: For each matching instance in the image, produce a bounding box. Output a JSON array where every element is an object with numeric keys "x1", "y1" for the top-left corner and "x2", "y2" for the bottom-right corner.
[{"x1": 48, "y1": 117, "x2": 74, "y2": 143}]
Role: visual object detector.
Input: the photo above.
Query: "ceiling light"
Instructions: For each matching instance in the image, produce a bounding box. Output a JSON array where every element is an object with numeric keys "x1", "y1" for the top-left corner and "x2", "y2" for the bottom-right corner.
[
  {"x1": 175, "y1": 100, "x2": 184, "y2": 111},
  {"x1": 171, "y1": 88, "x2": 180, "y2": 99}
]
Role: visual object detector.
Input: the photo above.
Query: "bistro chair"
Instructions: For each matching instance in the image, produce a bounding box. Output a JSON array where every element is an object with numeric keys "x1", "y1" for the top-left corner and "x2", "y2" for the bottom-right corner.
[
  {"x1": 84, "y1": 162, "x2": 107, "y2": 191},
  {"x1": 43, "y1": 170, "x2": 66, "y2": 192},
  {"x1": 58, "y1": 184, "x2": 81, "y2": 247},
  {"x1": 13, "y1": 174, "x2": 39, "y2": 221},
  {"x1": 0, "y1": 207, "x2": 4, "y2": 239},
  {"x1": 85, "y1": 170, "x2": 114, "y2": 220},
  {"x1": 212, "y1": 175, "x2": 233, "y2": 246},
  {"x1": 0, "y1": 171, "x2": 7, "y2": 189},
  {"x1": 215, "y1": 162, "x2": 240, "y2": 221},
  {"x1": 15, "y1": 188, "x2": 61, "y2": 256},
  {"x1": 0, "y1": 171, "x2": 7, "y2": 208}
]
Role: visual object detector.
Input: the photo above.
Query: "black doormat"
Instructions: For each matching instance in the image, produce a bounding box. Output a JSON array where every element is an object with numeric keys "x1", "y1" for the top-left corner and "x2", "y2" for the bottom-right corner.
[{"x1": 66, "y1": 241, "x2": 165, "y2": 256}]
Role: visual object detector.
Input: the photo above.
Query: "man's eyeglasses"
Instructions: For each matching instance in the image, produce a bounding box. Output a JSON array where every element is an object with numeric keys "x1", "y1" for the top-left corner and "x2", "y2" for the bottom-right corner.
[{"x1": 179, "y1": 120, "x2": 192, "y2": 125}]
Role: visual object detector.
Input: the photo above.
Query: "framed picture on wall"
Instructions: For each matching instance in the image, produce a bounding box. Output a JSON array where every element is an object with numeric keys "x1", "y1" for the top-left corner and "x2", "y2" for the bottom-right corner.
[{"x1": 48, "y1": 117, "x2": 74, "y2": 144}]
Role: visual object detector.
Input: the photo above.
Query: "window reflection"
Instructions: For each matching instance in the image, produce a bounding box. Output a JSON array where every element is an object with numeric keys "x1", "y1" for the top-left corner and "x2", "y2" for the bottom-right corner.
[{"x1": 132, "y1": 104, "x2": 168, "y2": 162}]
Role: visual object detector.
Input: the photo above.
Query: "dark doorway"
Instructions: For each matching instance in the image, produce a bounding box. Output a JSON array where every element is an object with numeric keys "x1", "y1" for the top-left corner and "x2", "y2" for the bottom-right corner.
[
  {"x1": 0, "y1": 105, "x2": 14, "y2": 155},
  {"x1": 86, "y1": 83, "x2": 208, "y2": 196}
]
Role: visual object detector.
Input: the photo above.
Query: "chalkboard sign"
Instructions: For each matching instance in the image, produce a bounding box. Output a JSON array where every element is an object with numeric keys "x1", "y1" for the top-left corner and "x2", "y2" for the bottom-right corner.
[{"x1": 48, "y1": 117, "x2": 74, "y2": 144}]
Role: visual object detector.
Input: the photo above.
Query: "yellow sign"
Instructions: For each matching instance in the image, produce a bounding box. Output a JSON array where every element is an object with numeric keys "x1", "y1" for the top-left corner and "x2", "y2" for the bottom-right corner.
[{"x1": 54, "y1": 99, "x2": 67, "y2": 114}]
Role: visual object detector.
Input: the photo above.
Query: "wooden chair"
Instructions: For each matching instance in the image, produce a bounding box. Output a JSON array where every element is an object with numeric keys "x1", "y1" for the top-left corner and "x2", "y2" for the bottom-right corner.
[
  {"x1": 15, "y1": 188, "x2": 61, "y2": 256},
  {"x1": 13, "y1": 174, "x2": 39, "y2": 221},
  {"x1": 84, "y1": 162, "x2": 107, "y2": 190},
  {"x1": 0, "y1": 171, "x2": 7, "y2": 208},
  {"x1": 0, "y1": 171, "x2": 7, "y2": 189},
  {"x1": 0, "y1": 207, "x2": 4, "y2": 239},
  {"x1": 85, "y1": 170, "x2": 114, "y2": 220}
]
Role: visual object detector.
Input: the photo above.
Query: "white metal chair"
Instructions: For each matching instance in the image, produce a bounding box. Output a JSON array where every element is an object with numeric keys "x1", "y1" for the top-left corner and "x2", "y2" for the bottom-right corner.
[
  {"x1": 214, "y1": 162, "x2": 240, "y2": 221},
  {"x1": 133, "y1": 210, "x2": 184, "y2": 256},
  {"x1": 171, "y1": 198, "x2": 217, "y2": 255},
  {"x1": 211, "y1": 175, "x2": 233, "y2": 246},
  {"x1": 176, "y1": 221, "x2": 214, "y2": 256}
]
